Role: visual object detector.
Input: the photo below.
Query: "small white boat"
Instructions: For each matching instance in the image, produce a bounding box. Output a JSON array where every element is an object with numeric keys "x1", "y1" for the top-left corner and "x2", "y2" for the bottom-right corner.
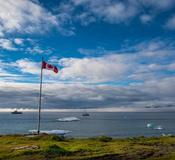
[
  {"x1": 29, "y1": 129, "x2": 71, "y2": 135},
  {"x1": 57, "y1": 117, "x2": 80, "y2": 122}
]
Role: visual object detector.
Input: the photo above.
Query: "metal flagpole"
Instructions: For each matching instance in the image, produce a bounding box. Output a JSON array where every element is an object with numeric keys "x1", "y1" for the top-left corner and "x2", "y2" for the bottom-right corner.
[{"x1": 37, "y1": 57, "x2": 44, "y2": 134}]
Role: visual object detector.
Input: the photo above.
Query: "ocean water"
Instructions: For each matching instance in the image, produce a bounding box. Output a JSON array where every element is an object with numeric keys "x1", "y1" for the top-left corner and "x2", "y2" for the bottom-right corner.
[{"x1": 0, "y1": 112, "x2": 175, "y2": 137}]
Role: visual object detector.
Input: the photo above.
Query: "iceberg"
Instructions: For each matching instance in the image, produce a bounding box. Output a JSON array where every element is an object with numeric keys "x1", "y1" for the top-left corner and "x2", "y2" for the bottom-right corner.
[
  {"x1": 147, "y1": 123, "x2": 163, "y2": 130},
  {"x1": 162, "y1": 133, "x2": 172, "y2": 137},
  {"x1": 29, "y1": 129, "x2": 71, "y2": 135},
  {"x1": 146, "y1": 123, "x2": 154, "y2": 128},
  {"x1": 57, "y1": 117, "x2": 80, "y2": 122},
  {"x1": 154, "y1": 125, "x2": 163, "y2": 130}
]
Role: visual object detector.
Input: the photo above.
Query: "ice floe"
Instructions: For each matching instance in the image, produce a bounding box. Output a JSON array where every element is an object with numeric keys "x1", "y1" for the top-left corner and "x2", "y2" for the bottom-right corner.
[
  {"x1": 29, "y1": 129, "x2": 71, "y2": 135},
  {"x1": 146, "y1": 123, "x2": 163, "y2": 130},
  {"x1": 162, "y1": 133, "x2": 172, "y2": 137},
  {"x1": 154, "y1": 125, "x2": 163, "y2": 130},
  {"x1": 147, "y1": 123, "x2": 154, "y2": 128},
  {"x1": 57, "y1": 117, "x2": 80, "y2": 122}
]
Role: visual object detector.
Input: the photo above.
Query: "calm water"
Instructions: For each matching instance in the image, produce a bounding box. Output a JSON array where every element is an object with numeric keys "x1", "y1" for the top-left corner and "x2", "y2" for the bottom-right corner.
[{"x1": 0, "y1": 112, "x2": 175, "y2": 137}]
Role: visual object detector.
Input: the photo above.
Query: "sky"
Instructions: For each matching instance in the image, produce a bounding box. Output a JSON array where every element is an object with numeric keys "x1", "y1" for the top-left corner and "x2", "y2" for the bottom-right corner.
[{"x1": 0, "y1": 0, "x2": 175, "y2": 111}]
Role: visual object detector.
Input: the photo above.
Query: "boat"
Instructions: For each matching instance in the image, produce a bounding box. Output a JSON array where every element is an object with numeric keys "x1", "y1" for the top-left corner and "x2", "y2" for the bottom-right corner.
[
  {"x1": 82, "y1": 112, "x2": 90, "y2": 116},
  {"x1": 11, "y1": 110, "x2": 23, "y2": 114}
]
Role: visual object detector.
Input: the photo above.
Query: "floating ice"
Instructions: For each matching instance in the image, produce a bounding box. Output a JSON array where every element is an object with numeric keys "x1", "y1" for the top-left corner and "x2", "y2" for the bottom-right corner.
[
  {"x1": 154, "y1": 125, "x2": 163, "y2": 130},
  {"x1": 146, "y1": 123, "x2": 154, "y2": 128},
  {"x1": 162, "y1": 133, "x2": 172, "y2": 137},
  {"x1": 29, "y1": 129, "x2": 71, "y2": 135},
  {"x1": 147, "y1": 123, "x2": 163, "y2": 130},
  {"x1": 57, "y1": 117, "x2": 80, "y2": 122}
]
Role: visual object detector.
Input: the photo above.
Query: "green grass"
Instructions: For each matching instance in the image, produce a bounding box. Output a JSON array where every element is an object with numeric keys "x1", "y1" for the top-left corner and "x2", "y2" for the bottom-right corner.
[{"x1": 0, "y1": 135, "x2": 175, "y2": 160}]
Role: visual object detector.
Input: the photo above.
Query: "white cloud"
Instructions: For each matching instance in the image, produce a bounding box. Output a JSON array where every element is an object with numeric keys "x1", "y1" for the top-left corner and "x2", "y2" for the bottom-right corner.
[
  {"x1": 15, "y1": 58, "x2": 40, "y2": 74},
  {"x1": 76, "y1": 12, "x2": 96, "y2": 26},
  {"x1": 14, "y1": 38, "x2": 24, "y2": 45},
  {"x1": 0, "y1": 37, "x2": 54, "y2": 54},
  {"x1": 0, "y1": 0, "x2": 174, "y2": 37},
  {"x1": 91, "y1": 1, "x2": 138, "y2": 23},
  {"x1": 0, "y1": 38, "x2": 175, "y2": 108},
  {"x1": 25, "y1": 46, "x2": 50, "y2": 55},
  {"x1": 2, "y1": 55, "x2": 132, "y2": 82},
  {"x1": 139, "y1": 77, "x2": 175, "y2": 99},
  {"x1": 168, "y1": 63, "x2": 175, "y2": 70},
  {"x1": 59, "y1": 0, "x2": 139, "y2": 24},
  {"x1": 0, "y1": 60, "x2": 24, "y2": 82},
  {"x1": 140, "y1": 14, "x2": 152, "y2": 24},
  {"x1": 78, "y1": 47, "x2": 107, "y2": 56},
  {"x1": 59, "y1": 55, "x2": 132, "y2": 82},
  {"x1": 58, "y1": 0, "x2": 175, "y2": 26},
  {"x1": 0, "y1": 38, "x2": 17, "y2": 51},
  {"x1": 141, "y1": 0, "x2": 175, "y2": 10},
  {"x1": 12, "y1": 58, "x2": 59, "y2": 80},
  {"x1": 13, "y1": 39, "x2": 169, "y2": 83},
  {"x1": 0, "y1": 0, "x2": 73, "y2": 36},
  {"x1": 132, "y1": 39, "x2": 175, "y2": 57},
  {"x1": 165, "y1": 15, "x2": 175, "y2": 30},
  {"x1": 0, "y1": 39, "x2": 173, "y2": 83},
  {"x1": 0, "y1": 78, "x2": 174, "y2": 108}
]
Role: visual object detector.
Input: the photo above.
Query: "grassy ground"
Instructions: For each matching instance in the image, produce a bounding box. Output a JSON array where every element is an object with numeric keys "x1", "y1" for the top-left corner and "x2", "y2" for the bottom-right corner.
[{"x1": 1, "y1": 135, "x2": 175, "y2": 160}]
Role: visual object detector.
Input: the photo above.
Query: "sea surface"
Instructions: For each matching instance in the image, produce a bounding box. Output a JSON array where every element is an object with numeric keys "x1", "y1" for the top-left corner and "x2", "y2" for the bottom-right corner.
[{"x1": 0, "y1": 112, "x2": 175, "y2": 137}]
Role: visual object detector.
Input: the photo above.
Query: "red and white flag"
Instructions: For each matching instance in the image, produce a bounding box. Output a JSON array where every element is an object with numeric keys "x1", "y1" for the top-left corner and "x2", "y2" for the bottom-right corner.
[{"x1": 42, "y1": 61, "x2": 58, "y2": 73}]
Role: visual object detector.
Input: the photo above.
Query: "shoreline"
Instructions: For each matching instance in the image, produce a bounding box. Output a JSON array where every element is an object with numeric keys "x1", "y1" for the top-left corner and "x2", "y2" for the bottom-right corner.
[{"x1": 1, "y1": 134, "x2": 175, "y2": 160}]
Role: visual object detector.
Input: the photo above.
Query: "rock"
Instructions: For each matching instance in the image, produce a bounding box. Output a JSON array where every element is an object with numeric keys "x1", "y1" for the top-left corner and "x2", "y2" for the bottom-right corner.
[{"x1": 12, "y1": 145, "x2": 40, "y2": 150}]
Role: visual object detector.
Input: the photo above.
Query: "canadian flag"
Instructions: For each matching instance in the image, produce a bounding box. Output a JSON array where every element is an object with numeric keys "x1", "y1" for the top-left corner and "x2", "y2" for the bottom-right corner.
[{"x1": 42, "y1": 61, "x2": 58, "y2": 73}]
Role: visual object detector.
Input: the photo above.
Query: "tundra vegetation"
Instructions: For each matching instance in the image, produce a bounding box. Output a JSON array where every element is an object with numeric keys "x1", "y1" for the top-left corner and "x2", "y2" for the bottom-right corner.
[{"x1": 0, "y1": 135, "x2": 175, "y2": 160}]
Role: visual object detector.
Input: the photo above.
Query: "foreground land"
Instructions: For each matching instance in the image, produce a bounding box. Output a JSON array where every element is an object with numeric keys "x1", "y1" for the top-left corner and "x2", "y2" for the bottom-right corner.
[{"x1": 1, "y1": 135, "x2": 175, "y2": 160}]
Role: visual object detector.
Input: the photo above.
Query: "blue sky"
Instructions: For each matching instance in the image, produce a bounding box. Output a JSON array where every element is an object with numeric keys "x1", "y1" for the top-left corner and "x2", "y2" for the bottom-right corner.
[{"x1": 0, "y1": 0, "x2": 175, "y2": 110}]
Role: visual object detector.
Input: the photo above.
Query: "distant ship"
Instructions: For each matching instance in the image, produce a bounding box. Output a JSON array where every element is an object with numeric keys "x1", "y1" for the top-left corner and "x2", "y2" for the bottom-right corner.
[
  {"x1": 82, "y1": 112, "x2": 90, "y2": 116},
  {"x1": 11, "y1": 110, "x2": 23, "y2": 114}
]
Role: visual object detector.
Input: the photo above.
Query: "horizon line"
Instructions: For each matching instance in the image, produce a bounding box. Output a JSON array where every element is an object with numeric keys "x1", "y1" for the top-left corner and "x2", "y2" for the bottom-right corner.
[{"x1": 0, "y1": 107, "x2": 174, "y2": 113}]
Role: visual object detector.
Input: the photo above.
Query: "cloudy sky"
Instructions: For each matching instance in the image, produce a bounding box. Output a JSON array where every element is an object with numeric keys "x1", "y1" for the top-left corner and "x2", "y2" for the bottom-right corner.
[{"x1": 0, "y1": 0, "x2": 175, "y2": 110}]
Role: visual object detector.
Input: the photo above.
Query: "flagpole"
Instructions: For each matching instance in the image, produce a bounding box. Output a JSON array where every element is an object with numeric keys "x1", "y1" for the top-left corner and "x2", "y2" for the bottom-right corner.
[{"x1": 37, "y1": 57, "x2": 43, "y2": 134}]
